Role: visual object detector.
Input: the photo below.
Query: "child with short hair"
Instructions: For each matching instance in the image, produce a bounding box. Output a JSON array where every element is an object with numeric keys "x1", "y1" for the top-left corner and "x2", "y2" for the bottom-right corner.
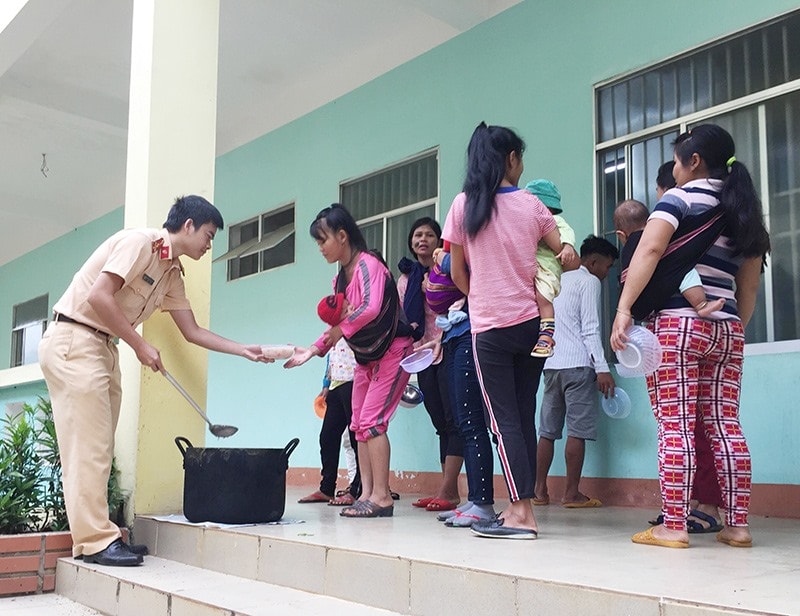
[
  {"x1": 525, "y1": 179, "x2": 577, "y2": 357},
  {"x1": 613, "y1": 199, "x2": 725, "y2": 317}
]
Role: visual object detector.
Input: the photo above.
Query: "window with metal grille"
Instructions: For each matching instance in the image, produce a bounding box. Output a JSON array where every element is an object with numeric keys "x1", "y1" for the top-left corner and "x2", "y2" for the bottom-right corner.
[
  {"x1": 340, "y1": 150, "x2": 438, "y2": 278},
  {"x1": 595, "y1": 9, "x2": 800, "y2": 348},
  {"x1": 219, "y1": 204, "x2": 295, "y2": 281},
  {"x1": 11, "y1": 295, "x2": 48, "y2": 367}
]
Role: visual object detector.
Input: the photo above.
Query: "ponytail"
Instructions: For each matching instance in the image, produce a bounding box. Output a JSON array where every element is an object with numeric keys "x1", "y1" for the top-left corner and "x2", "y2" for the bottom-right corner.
[
  {"x1": 719, "y1": 161, "x2": 770, "y2": 257},
  {"x1": 674, "y1": 124, "x2": 770, "y2": 258},
  {"x1": 462, "y1": 122, "x2": 525, "y2": 237}
]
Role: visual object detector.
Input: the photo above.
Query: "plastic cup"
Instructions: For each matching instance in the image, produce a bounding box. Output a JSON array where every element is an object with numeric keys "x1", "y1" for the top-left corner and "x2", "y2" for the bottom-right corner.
[
  {"x1": 600, "y1": 387, "x2": 631, "y2": 419},
  {"x1": 400, "y1": 348, "x2": 434, "y2": 373}
]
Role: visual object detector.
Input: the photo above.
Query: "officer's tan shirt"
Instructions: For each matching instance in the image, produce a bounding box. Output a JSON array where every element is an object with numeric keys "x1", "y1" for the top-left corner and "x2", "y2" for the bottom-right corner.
[{"x1": 53, "y1": 228, "x2": 190, "y2": 332}]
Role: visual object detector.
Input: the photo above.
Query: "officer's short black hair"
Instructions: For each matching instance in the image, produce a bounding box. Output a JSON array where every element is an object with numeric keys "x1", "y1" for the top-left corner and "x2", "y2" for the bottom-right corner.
[{"x1": 163, "y1": 195, "x2": 224, "y2": 232}]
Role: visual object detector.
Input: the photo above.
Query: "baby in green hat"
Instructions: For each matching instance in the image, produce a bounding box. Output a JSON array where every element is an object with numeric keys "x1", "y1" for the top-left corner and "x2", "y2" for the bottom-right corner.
[{"x1": 525, "y1": 179, "x2": 577, "y2": 357}]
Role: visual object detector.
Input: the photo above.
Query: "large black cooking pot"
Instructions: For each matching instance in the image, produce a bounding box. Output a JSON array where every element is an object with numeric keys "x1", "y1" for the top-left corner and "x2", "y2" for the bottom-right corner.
[{"x1": 175, "y1": 436, "x2": 299, "y2": 524}]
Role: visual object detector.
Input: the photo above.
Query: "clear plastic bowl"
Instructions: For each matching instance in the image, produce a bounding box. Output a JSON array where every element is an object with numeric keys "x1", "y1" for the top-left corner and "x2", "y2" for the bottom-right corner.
[
  {"x1": 398, "y1": 384, "x2": 425, "y2": 408},
  {"x1": 400, "y1": 348, "x2": 434, "y2": 373},
  {"x1": 615, "y1": 325, "x2": 662, "y2": 375},
  {"x1": 600, "y1": 387, "x2": 631, "y2": 419}
]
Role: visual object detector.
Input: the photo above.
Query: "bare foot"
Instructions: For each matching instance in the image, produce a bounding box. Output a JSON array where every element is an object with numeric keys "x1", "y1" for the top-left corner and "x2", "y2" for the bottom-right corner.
[
  {"x1": 499, "y1": 501, "x2": 538, "y2": 532},
  {"x1": 717, "y1": 526, "x2": 752, "y2": 546},
  {"x1": 651, "y1": 524, "x2": 689, "y2": 544},
  {"x1": 561, "y1": 491, "x2": 589, "y2": 504},
  {"x1": 696, "y1": 298, "x2": 726, "y2": 317}
]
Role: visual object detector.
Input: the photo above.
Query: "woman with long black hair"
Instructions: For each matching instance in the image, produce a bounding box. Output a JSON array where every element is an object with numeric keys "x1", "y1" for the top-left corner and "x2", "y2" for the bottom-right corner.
[
  {"x1": 611, "y1": 124, "x2": 769, "y2": 549},
  {"x1": 287, "y1": 204, "x2": 413, "y2": 518},
  {"x1": 443, "y1": 122, "x2": 564, "y2": 539}
]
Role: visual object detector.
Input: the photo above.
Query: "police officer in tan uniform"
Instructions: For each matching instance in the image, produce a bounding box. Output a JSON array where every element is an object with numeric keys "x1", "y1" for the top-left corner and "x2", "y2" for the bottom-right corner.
[{"x1": 38, "y1": 195, "x2": 270, "y2": 566}]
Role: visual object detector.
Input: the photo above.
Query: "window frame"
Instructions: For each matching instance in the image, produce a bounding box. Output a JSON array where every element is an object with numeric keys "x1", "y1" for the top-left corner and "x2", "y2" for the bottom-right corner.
[
  {"x1": 593, "y1": 11, "x2": 800, "y2": 354},
  {"x1": 339, "y1": 149, "x2": 440, "y2": 278},
  {"x1": 10, "y1": 294, "x2": 48, "y2": 368},
  {"x1": 221, "y1": 202, "x2": 296, "y2": 282}
]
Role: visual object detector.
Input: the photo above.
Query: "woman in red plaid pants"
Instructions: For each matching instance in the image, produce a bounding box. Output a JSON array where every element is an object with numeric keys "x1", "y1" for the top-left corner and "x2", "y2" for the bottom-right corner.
[{"x1": 611, "y1": 124, "x2": 770, "y2": 549}]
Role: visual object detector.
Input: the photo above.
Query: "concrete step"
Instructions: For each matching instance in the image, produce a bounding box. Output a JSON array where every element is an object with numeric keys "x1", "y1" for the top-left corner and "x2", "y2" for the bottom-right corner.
[
  {"x1": 56, "y1": 556, "x2": 401, "y2": 616},
  {"x1": 0, "y1": 593, "x2": 102, "y2": 615},
  {"x1": 123, "y1": 499, "x2": 797, "y2": 616}
]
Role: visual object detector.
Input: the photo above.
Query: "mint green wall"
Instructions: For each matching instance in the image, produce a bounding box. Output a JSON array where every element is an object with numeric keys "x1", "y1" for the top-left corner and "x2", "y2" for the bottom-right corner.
[
  {"x1": 0, "y1": 209, "x2": 123, "y2": 411},
  {"x1": 0, "y1": 209, "x2": 123, "y2": 370},
  {"x1": 0, "y1": 382, "x2": 49, "y2": 414},
  {"x1": 208, "y1": 0, "x2": 799, "y2": 485},
  {"x1": 1, "y1": 1, "x2": 797, "y2": 485}
]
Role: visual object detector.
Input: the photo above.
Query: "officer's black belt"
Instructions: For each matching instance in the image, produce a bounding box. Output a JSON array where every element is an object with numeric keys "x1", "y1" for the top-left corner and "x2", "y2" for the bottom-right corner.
[{"x1": 53, "y1": 312, "x2": 113, "y2": 340}]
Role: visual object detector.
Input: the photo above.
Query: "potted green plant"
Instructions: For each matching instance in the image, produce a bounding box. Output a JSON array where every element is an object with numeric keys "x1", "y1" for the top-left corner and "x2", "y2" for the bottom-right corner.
[{"x1": 0, "y1": 397, "x2": 128, "y2": 596}]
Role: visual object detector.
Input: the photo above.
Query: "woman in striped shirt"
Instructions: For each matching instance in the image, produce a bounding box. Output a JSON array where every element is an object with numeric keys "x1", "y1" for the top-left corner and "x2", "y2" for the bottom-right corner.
[{"x1": 611, "y1": 124, "x2": 770, "y2": 549}]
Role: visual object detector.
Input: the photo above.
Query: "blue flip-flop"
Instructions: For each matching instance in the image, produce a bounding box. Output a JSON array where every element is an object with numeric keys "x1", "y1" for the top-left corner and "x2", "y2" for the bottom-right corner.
[
  {"x1": 649, "y1": 510, "x2": 723, "y2": 533},
  {"x1": 686, "y1": 509, "x2": 723, "y2": 534}
]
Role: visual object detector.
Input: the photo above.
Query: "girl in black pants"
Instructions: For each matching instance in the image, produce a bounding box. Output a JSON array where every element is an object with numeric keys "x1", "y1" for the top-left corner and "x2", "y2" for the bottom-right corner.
[{"x1": 298, "y1": 340, "x2": 361, "y2": 505}]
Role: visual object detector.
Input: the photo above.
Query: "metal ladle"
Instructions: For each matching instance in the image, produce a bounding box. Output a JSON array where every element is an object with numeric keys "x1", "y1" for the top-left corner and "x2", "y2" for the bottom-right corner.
[{"x1": 163, "y1": 371, "x2": 239, "y2": 438}]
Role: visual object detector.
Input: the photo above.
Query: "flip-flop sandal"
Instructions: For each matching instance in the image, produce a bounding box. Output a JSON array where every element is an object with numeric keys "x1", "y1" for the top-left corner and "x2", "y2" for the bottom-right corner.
[
  {"x1": 340, "y1": 499, "x2": 393, "y2": 518},
  {"x1": 426, "y1": 498, "x2": 459, "y2": 511},
  {"x1": 444, "y1": 512, "x2": 482, "y2": 527},
  {"x1": 563, "y1": 497, "x2": 602, "y2": 508},
  {"x1": 716, "y1": 531, "x2": 752, "y2": 548},
  {"x1": 631, "y1": 527, "x2": 688, "y2": 549},
  {"x1": 328, "y1": 493, "x2": 356, "y2": 506},
  {"x1": 648, "y1": 514, "x2": 664, "y2": 526},
  {"x1": 297, "y1": 490, "x2": 332, "y2": 503},
  {"x1": 687, "y1": 509, "x2": 723, "y2": 534},
  {"x1": 339, "y1": 500, "x2": 366, "y2": 516}
]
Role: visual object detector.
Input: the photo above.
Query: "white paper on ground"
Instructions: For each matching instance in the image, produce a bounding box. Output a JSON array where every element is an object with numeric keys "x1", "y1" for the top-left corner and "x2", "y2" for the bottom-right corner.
[{"x1": 149, "y1": 514, "x2": 305, "y2": 528}]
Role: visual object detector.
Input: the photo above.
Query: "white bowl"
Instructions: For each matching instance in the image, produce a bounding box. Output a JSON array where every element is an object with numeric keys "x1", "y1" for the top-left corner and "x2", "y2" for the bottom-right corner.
[
  {"x1": 614, "y1": 326, "x2": 662, "y2": 375},
  {"x1": 400, "y1": 348, "x2": 434, "y2": 373},
  {"x1": 600, "y1": 387, "x2": 631, "y2": 419},
  {"x1": 261, "y1": 344, "x2": 294, "y2": 360},
  {"x1": 398, "y1": 384, "x2": 425, "y2": 408}
]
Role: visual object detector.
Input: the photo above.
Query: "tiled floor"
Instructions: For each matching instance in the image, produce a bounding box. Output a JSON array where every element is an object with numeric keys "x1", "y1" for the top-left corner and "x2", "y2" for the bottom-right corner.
[
  {"x1": 233, "y1": 488, "x2": 799, "y2": 616},
  {"x1": 0, "y1": 594, "x2": 100, "y2": 615},
  {"x1": 3, "y1": 487, "x2": 798, "y2": 615}
]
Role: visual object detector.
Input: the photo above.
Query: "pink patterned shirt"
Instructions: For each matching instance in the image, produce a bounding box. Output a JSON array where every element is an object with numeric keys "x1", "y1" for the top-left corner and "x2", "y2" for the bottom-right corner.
[{"x1": 442, "y1": 189, "x2": 557, "y2": 334}]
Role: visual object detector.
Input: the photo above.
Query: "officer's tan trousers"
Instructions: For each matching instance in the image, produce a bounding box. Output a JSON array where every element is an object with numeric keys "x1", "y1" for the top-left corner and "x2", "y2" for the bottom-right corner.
[{"x1": 38, "y1": 321, "x2": 123, "y2": 557}]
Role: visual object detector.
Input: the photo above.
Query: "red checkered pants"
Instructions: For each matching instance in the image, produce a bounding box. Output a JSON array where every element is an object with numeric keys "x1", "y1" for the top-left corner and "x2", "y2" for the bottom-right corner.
[{"x1": 646, "y1": 316, "x2": 750, "y2": 530}]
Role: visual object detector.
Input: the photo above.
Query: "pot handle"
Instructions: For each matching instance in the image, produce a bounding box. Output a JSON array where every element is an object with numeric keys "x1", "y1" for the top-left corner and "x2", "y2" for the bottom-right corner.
[
  {"x1": 175, "y1": 436, "x2": 194, "y2": 458},
  {"x1": 283, "y1": 438, "x2": 300, "y2": 460}
]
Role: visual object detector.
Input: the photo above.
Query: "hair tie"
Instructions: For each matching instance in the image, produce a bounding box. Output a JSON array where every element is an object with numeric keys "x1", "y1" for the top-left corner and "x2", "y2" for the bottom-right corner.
[{"x1": 726, "y1": 155, "x2": 736, "y2": 168}]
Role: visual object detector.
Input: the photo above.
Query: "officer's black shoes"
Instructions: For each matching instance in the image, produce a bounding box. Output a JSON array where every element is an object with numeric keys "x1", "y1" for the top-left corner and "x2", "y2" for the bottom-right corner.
[
  {"x1": 126, "y1": 542, "x2": 149, "y2": 556},
  {"x1": 82, "y1": 539, "x2": 143, "y2": 566}
]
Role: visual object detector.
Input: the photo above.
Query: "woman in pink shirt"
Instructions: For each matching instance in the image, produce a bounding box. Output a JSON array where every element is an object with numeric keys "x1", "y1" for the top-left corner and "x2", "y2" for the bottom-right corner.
[
  {"x1": 286, "y1": 204, "x2": 413, "y2": 518},
  {"x1": 443, "y1": 122, "x2": 566, "y2": 539}
]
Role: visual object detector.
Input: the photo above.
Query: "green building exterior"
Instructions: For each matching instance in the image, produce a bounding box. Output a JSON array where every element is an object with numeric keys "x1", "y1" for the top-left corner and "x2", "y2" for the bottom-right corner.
[{"x1": 2, "y1": 1, "x2": 798, "y2": 501}]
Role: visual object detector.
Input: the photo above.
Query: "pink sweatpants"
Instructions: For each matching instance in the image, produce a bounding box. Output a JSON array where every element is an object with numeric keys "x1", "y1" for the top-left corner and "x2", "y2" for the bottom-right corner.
[
  {"x1": 646, "y1": 315, "x2": 750, "y2": 530},
  {"x1": 350, "y1": 336, "x2": 412, "y2": 442}
]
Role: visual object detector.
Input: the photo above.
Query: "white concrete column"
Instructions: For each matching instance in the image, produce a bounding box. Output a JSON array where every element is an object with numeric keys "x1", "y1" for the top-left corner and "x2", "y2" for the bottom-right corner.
[{"x1": 118, "y1": 0, "x2": 220, "y2": 518}]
